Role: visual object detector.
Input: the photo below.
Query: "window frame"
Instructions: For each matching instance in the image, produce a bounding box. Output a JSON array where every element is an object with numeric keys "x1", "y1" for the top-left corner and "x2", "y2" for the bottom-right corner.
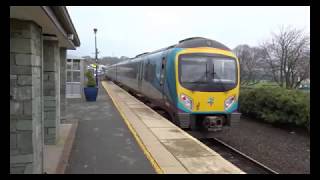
[
  {"x1": 66, "y1": 59, "x2": 81, "y2": 83},
  {"x1": 178, "y1": 53, "x2": 238, "y2": 92}
]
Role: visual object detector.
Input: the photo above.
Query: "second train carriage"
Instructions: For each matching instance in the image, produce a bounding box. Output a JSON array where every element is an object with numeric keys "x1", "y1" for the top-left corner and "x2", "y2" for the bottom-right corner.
[{"x1": 105, "y1": 37, "x2": 241, "y2": 131}]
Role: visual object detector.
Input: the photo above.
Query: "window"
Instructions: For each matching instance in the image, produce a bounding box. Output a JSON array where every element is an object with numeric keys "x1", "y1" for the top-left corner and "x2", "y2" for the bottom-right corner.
[
  {"x1": 180, "y1": 57, "x2": 207, "y2": 83},
  {"x1": 144, "y1": 61, "x2": 149, "y2": 81},
  {"x1": 72, "y1": 60, "x2": 80, "y2": 70},
  {"x1": 213, "y1": 59, "x2": 236, "y2": 83},
  {"x1": 66, "y1": 59, "x2": 81, "y2": 83},
  {"x1": 143, "y1": 60, "x2": 156, "y2": 82},
  {"x1": 178, "y1": 54, "x2": 237, "y2": 92},
  {"x1": 73, "y1": 71, "x2": 80, "y2": 82},
  {"x1": 67, "y1": 71, "x2": 72, "y2": 82}
]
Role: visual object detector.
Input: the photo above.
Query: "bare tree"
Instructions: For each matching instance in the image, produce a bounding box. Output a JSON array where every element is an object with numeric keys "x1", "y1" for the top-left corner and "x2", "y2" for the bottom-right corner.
[
  {"x1": 260, "y1": 26, "x2": 310, "y2": 89},
  {"x1": 233, "y1": 45, "x2": 264, "y2": 85}
]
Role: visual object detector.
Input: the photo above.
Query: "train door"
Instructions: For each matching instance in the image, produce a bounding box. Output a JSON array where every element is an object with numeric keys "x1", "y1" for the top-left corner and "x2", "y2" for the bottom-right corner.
[
  {"x1": 160, "y1": 52, "x2": 167, "y2": 101},
  {"x1": 138, "y1": 60, "x2": 144, "y2": 91}
]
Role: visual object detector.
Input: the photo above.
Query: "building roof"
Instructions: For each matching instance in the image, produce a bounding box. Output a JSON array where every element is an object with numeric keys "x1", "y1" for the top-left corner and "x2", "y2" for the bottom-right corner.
[
  {"x1": 10, "y1": 6, "x2": 80, "y2": 49},
  {"x1": 50, "y1": 6, "x2": 80, "y2": 47}
]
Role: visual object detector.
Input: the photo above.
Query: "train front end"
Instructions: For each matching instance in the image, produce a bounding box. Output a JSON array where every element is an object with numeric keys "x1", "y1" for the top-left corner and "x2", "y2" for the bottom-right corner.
[{"x1": 174, "y1": 47, "x2": 241, "y2": 132}]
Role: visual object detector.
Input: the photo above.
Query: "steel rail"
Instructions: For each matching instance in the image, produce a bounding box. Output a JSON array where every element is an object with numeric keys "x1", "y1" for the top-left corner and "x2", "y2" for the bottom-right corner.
[{"x1": 212, "y1": 137, "x2": 279, "y2": 174}]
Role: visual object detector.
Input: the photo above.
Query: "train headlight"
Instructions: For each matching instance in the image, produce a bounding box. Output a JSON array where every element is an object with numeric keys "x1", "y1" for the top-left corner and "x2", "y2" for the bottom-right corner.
[
  {"x1": 225, "y1": 95, "x2": 235, "y2": 110},
  {"x1": 180, "y1": 94, "x2": 193, "y2": 110}
]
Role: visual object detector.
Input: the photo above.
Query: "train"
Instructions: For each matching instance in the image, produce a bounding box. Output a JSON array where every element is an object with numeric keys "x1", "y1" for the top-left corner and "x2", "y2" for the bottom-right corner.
[{"x1": 105, "y1": 37, "x2": 241, "y2": 132}]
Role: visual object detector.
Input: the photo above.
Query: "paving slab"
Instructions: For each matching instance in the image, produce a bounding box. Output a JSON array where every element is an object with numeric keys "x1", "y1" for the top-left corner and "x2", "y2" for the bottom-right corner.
[
  {"x1": 162, "y1": 166, "x2": 189, "y2": 174},
  {"x1": 161, "y1": 138, "x2": 216, "y2": 158},
  {"x1": 178, "y1": 156, "x2": 245, "y2": 174},
  {"x1": 150, "y1": 128, "x2": 187, "y2": 140},
  {"x1": 44, "y1": 123, "x2": 75, "y2": 174}
]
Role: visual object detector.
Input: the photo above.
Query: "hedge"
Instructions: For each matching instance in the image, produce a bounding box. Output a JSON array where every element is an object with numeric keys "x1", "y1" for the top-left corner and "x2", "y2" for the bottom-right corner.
[{"x1": 239, "y1": 87, "x2": 310, "y2": 128}]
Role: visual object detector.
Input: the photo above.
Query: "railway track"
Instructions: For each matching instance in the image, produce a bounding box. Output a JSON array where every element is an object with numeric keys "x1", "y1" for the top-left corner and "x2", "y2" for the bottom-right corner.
[{"x1": 199, "y1": 137, "x2": 279, "y2": 174}]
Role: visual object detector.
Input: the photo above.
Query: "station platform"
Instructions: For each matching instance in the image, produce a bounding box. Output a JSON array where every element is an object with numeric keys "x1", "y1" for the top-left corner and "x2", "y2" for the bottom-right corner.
[
  {"x1": 101, "y1": 80, "x2": 245, "y2": 174},
  {"x1": 65, "y1": 81, "x2": 155, "y2": 174}
]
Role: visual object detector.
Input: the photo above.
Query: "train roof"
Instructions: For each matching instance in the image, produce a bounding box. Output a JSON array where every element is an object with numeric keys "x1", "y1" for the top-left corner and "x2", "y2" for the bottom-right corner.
[
  {"x1": 135, "y1": 52, "x2": 149, "y2": 58},
  {"x1": 106, "y1": 37, "x2": 231, "y2": 67},
  {"x1": 175, "y1": 37, "x2": 231, "y2": 50},
  {"x1": 133, "y1": 37, "x2": 231, "y2": 58}
]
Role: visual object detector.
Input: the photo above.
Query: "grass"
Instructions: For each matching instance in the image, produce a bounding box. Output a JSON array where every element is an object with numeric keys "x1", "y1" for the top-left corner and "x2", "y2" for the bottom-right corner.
[
  {"x1": 241, "y1": 81, "x2": 310, "y2": 92},
  {"x1": 241, "y1": 81, "x2": 279, "y2": 89}
]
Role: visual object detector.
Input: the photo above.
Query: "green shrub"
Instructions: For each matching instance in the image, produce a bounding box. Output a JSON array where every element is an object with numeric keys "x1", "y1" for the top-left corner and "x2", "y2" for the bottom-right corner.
[
  {"x1": 85, "y1": 71, "x2": 96, "y2": 87},
  {"x1": 239, "y1": 87, "x2": 310, "y2": 128}
]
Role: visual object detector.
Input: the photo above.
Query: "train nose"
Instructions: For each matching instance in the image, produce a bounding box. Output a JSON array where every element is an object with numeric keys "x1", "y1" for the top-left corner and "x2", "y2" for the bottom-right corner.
[{"x1": 192, "y1": 94, "x2": 225, "y2": 112}]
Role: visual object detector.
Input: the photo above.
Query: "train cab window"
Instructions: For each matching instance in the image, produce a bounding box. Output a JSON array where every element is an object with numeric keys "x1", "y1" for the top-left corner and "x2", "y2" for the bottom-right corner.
[
  {"x1": 180, "y1": 57, "x2": 207, "y2": 83},
  {"x1": 178, "y1": 54, "x2": 237, "y2": 92},
  {"x1": 213, "y1": 59, "x2": 236, "y2": 83}
]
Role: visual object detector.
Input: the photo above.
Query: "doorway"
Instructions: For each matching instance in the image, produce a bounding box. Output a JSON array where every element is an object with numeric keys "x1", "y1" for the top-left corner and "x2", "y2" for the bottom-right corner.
[{"x1": 66, "y1": 59, "x2": 83, "y2": 98}]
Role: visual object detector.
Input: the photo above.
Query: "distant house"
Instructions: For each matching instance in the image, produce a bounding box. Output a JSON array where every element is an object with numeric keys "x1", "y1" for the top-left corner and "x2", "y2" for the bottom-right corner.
[
  {"x1": 86, "y1": 63, "x2": 106, "y2": 76},
  {"x1": 299, "y1": 78, "x2": 310, "y2": 89}
]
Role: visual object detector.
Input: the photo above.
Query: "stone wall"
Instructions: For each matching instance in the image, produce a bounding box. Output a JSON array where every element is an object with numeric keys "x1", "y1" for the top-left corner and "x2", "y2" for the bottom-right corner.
[
  {"x1": 60, "y1": 48, "x2": 67, "y2": 123},
  {"x1": 43, "y1": 39, "x2": 60, "y2": 145},
  {"x1": 10, "y1": 19, "x2": 43, "y2": 174}
]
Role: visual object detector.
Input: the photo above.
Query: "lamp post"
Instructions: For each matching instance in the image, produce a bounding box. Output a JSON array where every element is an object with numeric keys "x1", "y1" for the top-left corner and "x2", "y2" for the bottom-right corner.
[{"x1": 94, "y1": 28, "x2": 98, "y2": 87}]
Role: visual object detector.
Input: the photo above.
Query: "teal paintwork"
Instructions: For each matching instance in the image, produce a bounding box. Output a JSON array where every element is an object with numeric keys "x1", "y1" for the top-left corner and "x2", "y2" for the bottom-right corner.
[
  {"x1": 178, "y1": 101, "x2": 238, "y2": 114},
  {"x1": 164, "y1": 48, "x2": 183, "y2": 105}
]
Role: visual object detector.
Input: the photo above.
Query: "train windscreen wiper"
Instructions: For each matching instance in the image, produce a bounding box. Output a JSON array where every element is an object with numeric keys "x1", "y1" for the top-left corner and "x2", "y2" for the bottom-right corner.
[
  {"x1": 212, "y1": 63, "x2": 214, "y2": 80},
  {"x1": 212, "y1": 63, "x2": 226, "y2": 91},
  {"x1": 205, "y1": 63, "x2": 208, "y2": 81}
]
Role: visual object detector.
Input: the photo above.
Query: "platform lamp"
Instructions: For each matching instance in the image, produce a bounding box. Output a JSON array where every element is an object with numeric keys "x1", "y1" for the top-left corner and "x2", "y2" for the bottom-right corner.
[{"x1": 94, "y1": 28, "x2": 98, "y2": 87}]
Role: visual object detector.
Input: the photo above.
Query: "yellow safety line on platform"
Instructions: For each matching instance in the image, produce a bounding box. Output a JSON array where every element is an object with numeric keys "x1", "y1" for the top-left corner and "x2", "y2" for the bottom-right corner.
[{"x1": 101, "y1": 81, "x2": 164, "y2": 174}]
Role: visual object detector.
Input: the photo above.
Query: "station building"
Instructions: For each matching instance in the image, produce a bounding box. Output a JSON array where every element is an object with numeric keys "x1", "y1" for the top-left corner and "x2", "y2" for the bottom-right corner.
[{"x1": 10, "y1": 6, "x2": 80, "y2": 173}]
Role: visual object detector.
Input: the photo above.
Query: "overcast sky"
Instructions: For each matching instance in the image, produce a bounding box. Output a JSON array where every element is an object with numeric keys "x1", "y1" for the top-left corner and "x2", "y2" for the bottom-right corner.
[{"x1": 66, "y1": 6, "x2": 310, "y2": 58}]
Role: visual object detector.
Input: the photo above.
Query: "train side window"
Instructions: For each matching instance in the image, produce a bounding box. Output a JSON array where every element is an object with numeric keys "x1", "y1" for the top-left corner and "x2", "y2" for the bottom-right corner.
[
  {"x1": 139, "y1": 61, "x2": 143, "y2": 80},
  {"x1": 161, "y1": 57, "x2": 166, "y2": 69},
  {"x1": 149, "y1": 63, "x2": 156, "y2": 82},
  {"x1": 144, "y1": 60, "x2": 149, "y2": 81},
  {"x1": 134, "y1": 63, "x2": 138, "y2": 78}
]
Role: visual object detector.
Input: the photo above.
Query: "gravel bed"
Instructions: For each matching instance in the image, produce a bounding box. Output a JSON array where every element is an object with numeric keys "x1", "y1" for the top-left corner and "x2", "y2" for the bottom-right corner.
[{"x1": 214, "y1": 117, "x2": 310, "y2": 174}]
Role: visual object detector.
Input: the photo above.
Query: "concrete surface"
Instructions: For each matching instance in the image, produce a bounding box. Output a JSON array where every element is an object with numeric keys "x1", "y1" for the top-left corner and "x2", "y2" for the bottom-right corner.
[
  {"x1": 44, "y1": 123, "x2": 77, "y2": 173},
  {"x1": 64, "y1": 84, "x2": 155, "y2": 174},
  {"x1": 102, "y1": 81, "x2": 245, "y2": 174}
]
